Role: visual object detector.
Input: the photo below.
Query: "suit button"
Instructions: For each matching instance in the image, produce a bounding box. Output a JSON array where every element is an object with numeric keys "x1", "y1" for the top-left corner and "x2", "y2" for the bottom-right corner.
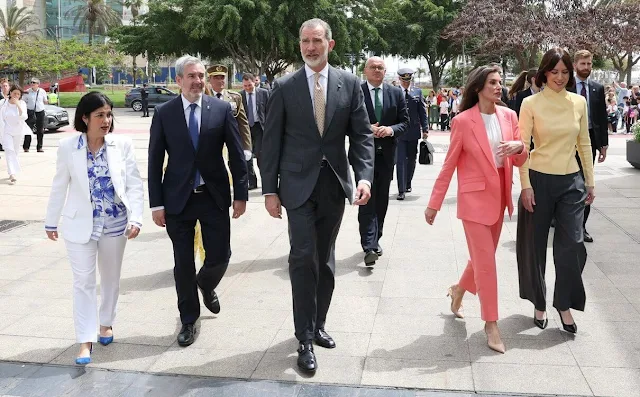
[{"x1": 189, "y1": 180, "x2": 194, "y2": 185}]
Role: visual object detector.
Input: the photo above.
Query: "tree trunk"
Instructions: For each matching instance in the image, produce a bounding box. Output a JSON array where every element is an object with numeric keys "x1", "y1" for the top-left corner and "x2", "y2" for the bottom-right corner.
[
  {"x1": 132, "y1": 56, "x2": 137, "y2": 87},
  {"x1": 627, "y1": 52, "x2": 632, "y2": 86},
  {"x1": 426, "y1": 59, "x2": 443, "y2": 92},
  {"x1": 18, "y1": 70, "x2": 25, "y2": 87}
]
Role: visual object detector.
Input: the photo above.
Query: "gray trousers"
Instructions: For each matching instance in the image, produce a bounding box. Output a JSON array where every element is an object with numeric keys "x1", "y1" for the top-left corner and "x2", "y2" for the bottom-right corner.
[
  {"x1": 517, "y1": 170, "x2": 587, "y2": 312},
  {"x1": 286, "y1": 166, "x2": 345, "y2": 342}
]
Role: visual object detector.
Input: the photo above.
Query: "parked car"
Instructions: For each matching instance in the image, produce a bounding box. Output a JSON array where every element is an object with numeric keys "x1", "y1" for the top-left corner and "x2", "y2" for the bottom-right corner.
[
  {"x1": 125, "y1": 86, "x2": 178, "y2": 111},
  {"x1": 43, "y1": 104, "x2": 69, "y2": 132}
]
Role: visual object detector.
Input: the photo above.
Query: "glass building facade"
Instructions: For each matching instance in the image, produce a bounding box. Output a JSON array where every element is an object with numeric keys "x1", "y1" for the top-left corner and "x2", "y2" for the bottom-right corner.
[{"x1": 45, "y1": 0, "x2": 124, "y2": 43}]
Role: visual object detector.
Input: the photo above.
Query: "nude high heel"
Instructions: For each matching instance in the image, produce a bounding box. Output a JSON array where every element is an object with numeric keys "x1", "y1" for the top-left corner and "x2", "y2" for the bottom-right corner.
[{"x1": 446, "y1": 285, "x2": 464, "y2": 319}]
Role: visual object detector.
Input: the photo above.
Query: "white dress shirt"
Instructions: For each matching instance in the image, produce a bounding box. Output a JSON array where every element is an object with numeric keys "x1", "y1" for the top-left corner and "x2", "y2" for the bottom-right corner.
[
  {"x1": 366, "y1": 81, "x2": 384, "y2": 109},
  {"x1": 25, "y1": 88, "x2": 47, "y2": 112},
  {"x1": 244, "y1": 89, "x2": 259, "y2": 124},
  {"x1": 181, "y1": 94, "x2": 205, "y2": 187},
  {"x1": 151, "y1": 94, "x2": 204, "y2": 212},
  {"x1": 480, "y1": 112, "x2": 503, "y2": 168},
  {"x1": 575, "y1": 77, "x2": 592, "y2": 129},
  {"x1": 305, "y1": 63, "x2": 328, "y2": 109},
  {"x1": 365, "y1": 81, "x2": 395, "y2": 136}
]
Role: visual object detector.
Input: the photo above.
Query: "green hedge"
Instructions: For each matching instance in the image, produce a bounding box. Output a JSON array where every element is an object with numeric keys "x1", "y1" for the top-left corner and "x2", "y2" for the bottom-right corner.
[{"x1": 57, "y1": 90, "x2": 126, "y2": 108}]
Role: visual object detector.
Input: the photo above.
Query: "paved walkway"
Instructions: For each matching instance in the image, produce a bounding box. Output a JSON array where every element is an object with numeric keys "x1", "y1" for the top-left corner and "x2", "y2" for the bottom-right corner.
[{"x1": 0, "y1": 110, "x2": 639, "y2": 396}]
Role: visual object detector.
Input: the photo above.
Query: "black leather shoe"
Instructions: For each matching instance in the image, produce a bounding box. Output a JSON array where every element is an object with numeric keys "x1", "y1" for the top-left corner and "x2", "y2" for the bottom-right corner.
[
  {"x1": 314, "y1": 328, "x2": 336, "y2": 349},
  {"x1": 177, "y1": 323, "x2": 196, "y2": 346},
  {"x1": 198, "y1": 283, "x2": 220, "y2": 314},
  {"x1": 584, "y1": 230, "x2": 593, "y2": 243},
  {"x1": 375, "y1": 244, "x2": 383, "y2": 257},
  {"x1": 397, "y1": 192, "x2": 405, "y2": 200},
  {"x1": 364, "y1": 249, "x2": 378, "y2": 266},
  {"x1": 297, "y1": 341, "x2": 317, "y2": 373},
  {"x1": 406, "y1": 187, "x2": 412, "y2": 193}
]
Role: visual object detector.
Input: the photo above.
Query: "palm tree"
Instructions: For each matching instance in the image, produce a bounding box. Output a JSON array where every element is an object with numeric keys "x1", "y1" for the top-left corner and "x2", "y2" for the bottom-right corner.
[
  {"x1": 66, "y1": 0, "x2": 122, "y2": 45},
  {"x1": 0, "y1": 6, "x2": 38, "y2": 42},
  {"x1": 123, "y1": 0, "x2": 144, "y2": 86}
]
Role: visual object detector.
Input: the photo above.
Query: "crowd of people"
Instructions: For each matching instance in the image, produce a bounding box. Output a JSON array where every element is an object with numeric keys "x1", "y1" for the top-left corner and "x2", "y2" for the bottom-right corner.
[{"x1": 36, "y1": 17, "x2": 630, "y2": 375}]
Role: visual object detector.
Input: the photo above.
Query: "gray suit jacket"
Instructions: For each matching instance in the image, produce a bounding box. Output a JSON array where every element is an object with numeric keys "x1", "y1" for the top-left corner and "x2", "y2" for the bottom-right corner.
[
  {"x1": 261, "y1": 66, "x2": 374, "y2": 210},
  {"x1": 241, "y1": 87, "x2": 269, "y2": 126}
]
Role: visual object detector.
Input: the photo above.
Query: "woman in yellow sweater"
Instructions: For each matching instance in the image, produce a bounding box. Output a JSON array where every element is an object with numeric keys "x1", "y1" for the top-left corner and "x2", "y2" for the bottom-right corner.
[{"x1": 517, "y1": 48, "x2": 595, "y2": 334}]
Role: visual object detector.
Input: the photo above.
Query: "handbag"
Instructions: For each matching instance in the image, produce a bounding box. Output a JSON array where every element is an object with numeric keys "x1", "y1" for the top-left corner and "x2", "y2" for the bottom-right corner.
[{"x1": 418, "y1": 139, "x2": 434, "y2": 165}]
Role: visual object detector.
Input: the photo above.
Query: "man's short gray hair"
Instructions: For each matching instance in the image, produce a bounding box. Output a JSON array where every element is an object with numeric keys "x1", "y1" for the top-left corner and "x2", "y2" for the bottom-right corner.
[
  {"x1": 175, "y1": 55, "x2": 204, "y2": 77},
  {"x1": 30, "y1": 78, "x2": 40, "y2": 84},
  {"x1": 299, "y1": 18, "x2": 332, "y2": 41}
]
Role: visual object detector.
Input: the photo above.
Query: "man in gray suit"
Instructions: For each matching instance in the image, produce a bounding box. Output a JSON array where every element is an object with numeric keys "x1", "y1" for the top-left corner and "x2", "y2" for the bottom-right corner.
[
  {"x1": 262, "y1": 18, "x2": 374, "y2": 373},
  {"x1": 241, "y1": 73, "x2": 269, "y2": 171}
]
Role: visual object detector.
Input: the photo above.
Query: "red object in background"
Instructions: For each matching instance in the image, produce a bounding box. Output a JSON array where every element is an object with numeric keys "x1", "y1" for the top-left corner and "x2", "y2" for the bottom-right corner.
[{"x1": 24, "y1": 74, "x2": 86, "y2": 93}]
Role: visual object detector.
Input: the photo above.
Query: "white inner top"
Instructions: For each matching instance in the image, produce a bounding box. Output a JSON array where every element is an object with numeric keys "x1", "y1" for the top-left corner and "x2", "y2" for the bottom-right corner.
[{"x1": 480, "y1": 112, "x2": 503, "y2": 168}]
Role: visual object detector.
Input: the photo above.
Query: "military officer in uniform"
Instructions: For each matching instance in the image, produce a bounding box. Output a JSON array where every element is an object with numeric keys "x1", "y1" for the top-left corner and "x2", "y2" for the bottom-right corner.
[
  {"x1": 206, "y1": 65, "x2": 256, "y2": 189},
  {"x1": 396, "y1": 68, "x2": 428, "y2": 200}
]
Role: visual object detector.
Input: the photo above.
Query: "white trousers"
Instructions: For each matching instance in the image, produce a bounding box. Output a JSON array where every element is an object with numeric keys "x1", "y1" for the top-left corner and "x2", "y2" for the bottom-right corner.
[
  {"x1": 65, "y1": 235, "x2": 127, "y2": 343},
  {"x1": 2, "y1": 133, "x2": 22, "y2": 176}
]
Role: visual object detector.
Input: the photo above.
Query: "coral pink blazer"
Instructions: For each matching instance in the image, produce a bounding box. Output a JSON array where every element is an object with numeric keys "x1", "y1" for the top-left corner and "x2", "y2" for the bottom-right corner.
[{"x1": 428, "y1": 105, "x2": 528, "y2": 226}]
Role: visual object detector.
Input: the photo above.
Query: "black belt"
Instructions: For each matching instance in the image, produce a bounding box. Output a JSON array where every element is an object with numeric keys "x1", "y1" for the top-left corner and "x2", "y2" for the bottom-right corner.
[{"x1": 193, "y1": 185, "x2": 206, "y2": 194}]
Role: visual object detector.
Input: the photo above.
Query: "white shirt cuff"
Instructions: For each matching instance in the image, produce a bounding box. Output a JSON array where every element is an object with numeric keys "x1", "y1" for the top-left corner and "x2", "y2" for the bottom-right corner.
[
  {"x1": 357, "y1": 180, "x2": 371, "y2": 189},
  {"x1": 244, "y1": 150, "x2": 253, "y2": 161},
  {"x1": 151, "y1": 206, "x2": 165, "y2": 211}
]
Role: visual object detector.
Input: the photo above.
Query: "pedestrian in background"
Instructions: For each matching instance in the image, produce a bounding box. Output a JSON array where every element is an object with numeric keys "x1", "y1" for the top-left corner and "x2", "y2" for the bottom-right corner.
[
  {"x1": 0, "y1": 77, "x2": 11, "y2": 154},
  {"x1": 140, "y1": 83, "x2": 150, "y2": 117},
  {"x1": 23, "y1": 78, "x2": 48, "y2": 152},
  {"x1": 0, "y1": 84, "x2": 31, "y2": 184},
  {"x1": 425, "y1": 65, "x2": 527, "y2": 354},
  {"x1": 45, "y1": 92, "x2": 144, "y2": 365}
]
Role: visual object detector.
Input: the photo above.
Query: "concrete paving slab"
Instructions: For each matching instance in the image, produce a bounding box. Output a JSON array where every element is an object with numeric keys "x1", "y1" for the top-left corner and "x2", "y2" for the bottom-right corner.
[
  {"x1": 581, "y1": 366, "x2": 640, "y2": 397},
  {"x1": 471, "y1": 362, "x2": 592, "y2": 396},
  {"x1": 361, "y1": 357, "x2": 474, "y2": 391}
]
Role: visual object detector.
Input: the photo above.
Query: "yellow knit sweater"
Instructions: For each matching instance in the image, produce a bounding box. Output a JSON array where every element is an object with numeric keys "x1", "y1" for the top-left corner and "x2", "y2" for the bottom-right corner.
[{"x1": 518, "y1": 88, "x2": 594, "y2": 189}]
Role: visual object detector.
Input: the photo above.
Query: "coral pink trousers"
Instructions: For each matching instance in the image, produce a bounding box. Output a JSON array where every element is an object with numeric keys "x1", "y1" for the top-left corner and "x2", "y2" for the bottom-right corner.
[{"x1": 459, "y1": 168, "x2": 506, "y2": 322}]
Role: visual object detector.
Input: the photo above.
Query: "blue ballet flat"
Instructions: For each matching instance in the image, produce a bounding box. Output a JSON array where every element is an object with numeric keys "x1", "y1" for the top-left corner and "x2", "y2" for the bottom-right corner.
[
  {"x1": 99, "y1": 335, "x2": 113, "y2": 346},
  {"x1": 99, "y1": 327, "x2": 113, "y2": 346},
  {"x1": 75, "y1": 343, "x2": 93, "y2": 365}
]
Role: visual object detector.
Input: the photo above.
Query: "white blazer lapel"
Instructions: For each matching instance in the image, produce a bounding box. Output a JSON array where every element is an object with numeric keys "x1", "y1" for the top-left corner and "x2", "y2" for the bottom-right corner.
[
  {"x1": 72, "y1": 135, "x2": 90, "y2": 200},
  {"x1": 105, "y1": 135, "x2": 124, "y2": 197}
]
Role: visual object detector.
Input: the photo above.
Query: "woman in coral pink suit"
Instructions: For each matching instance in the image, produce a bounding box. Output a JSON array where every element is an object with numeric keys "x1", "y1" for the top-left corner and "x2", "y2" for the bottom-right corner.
[{"x1": 425, "y1": 65, "x2": 528, "y2": 353}]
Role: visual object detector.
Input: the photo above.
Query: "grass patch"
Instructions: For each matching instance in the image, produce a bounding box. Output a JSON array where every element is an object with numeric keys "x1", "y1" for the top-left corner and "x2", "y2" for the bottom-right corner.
[{"x1": 58, "y1": 89, "x2": 126, "y2": 108}]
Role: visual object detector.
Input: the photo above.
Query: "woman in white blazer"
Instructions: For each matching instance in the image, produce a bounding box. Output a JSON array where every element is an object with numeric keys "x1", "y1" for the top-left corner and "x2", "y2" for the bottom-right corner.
[
  {"x1": 0, "y1": 84, "x2": 32, "y2": 184},
  {"x1": 44, "y1": 92, "x2": 144, "y2": 365}
]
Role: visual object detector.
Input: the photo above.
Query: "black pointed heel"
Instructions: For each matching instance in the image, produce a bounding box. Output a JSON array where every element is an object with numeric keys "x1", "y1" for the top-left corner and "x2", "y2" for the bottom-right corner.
[
  {"x1": 533, "y1": 310, "x2": 548, "y2": 329},
  {"x1": 557, "y1": 309, "x2": 577, "y2": 334}
]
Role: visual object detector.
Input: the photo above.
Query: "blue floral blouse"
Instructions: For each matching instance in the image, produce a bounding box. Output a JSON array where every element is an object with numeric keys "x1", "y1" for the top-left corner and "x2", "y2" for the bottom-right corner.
[{"x1": 80, "y1": 135, "x2": 129, "y2": 240}]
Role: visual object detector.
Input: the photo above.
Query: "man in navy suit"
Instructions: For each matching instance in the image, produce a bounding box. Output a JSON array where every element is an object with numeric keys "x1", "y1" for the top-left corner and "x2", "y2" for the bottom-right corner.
[
  {"x1": 395, "y1": 68, "x2": 428, "y2": 200},
  {"x1": 358, "y1": 57, "x2": 409, "y2": 266},
  {"x1": 148, "y1": 55, "x2": 248, "y2": 346},
  {"x1": 570, "y1": 50, "x2": 608, "y2": 243}
]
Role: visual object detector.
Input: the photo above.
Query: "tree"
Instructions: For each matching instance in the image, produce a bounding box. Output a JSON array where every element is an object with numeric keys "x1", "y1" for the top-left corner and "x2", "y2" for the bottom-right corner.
[
  {"x1": 66, "y1": 0, "x2": 122, "y2": 45},
  {"x1": 110, "y1": 0, "x2": 377, "y2": 83},
  {"x1": 0, "y1": 37, "x2": 122, "y2": 85},
  {"x1": 444, "y1": 0, "x2": 584, "y2": 71},
  {"x1": 0, "y1": 6, "x2": 38, "y2": 42},
  {"x1": 570, "y1": 3, "x2": 640, "y2": 85},
  {"x1": 185, "y1": 0, "x2": 376, "y2": 82},
  {"x1": 372, "y1": 0, "x2": 462, "y2": 91},
  {"x1": 110, "y1": 0, "x2": 216, "y2": 64}
]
